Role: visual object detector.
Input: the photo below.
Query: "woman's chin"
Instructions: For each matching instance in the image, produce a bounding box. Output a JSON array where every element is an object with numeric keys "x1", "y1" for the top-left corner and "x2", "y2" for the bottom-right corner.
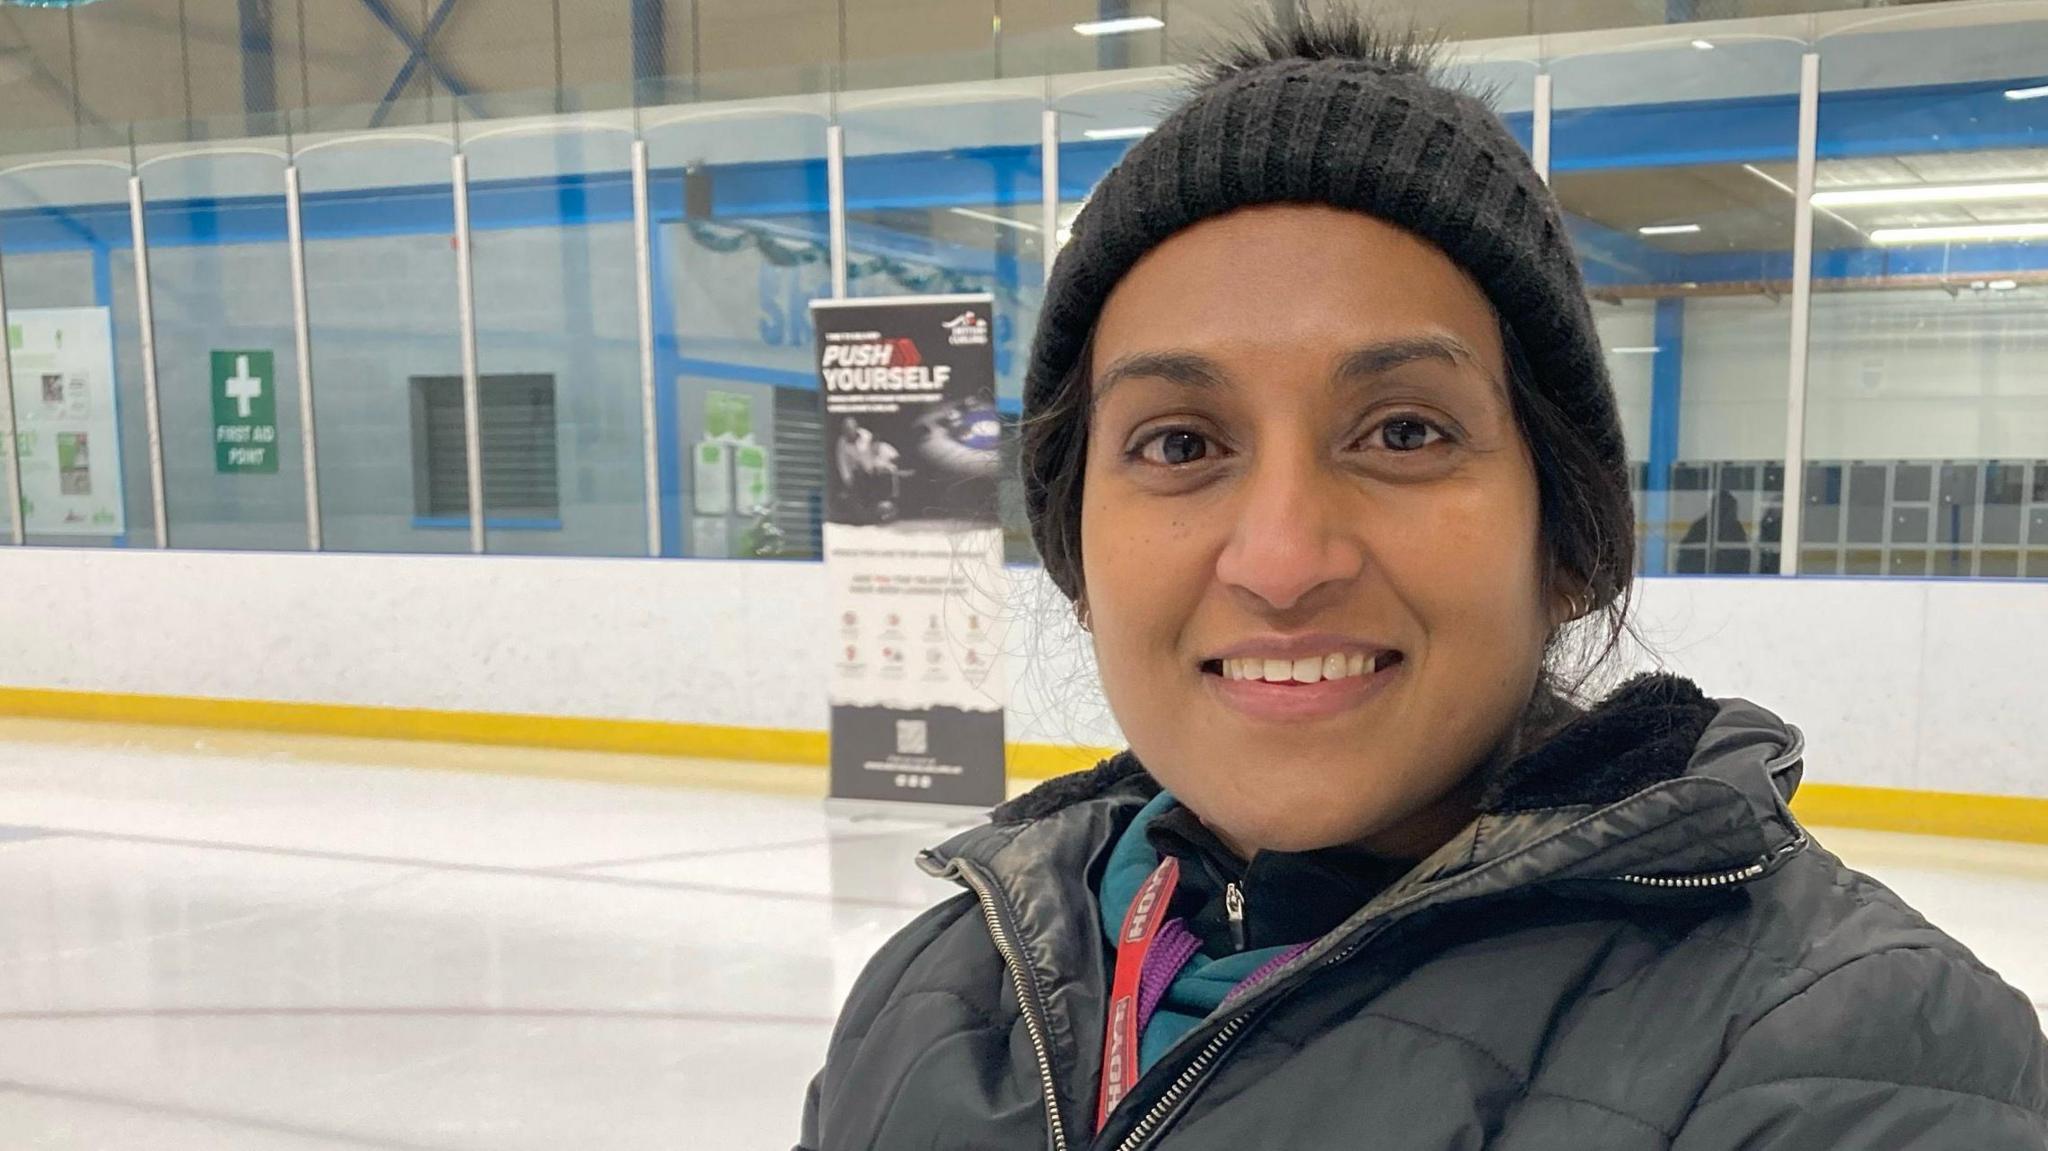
[{"x1": 1183, "y1": 787, "x2": 1410, "y2": 857}]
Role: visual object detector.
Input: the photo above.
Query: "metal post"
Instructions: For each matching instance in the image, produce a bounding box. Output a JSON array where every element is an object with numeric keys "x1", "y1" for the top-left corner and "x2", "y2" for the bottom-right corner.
[
  {"x1": 451, "y1": 151, "x2": 486, "y2": 555},
  {"x1": 827, "y1": 123, "x2": 848, "y2": 299},
  {"x1": 1532, "y1": 71, "x2": 1553, "y2": 183},
  {"x1": 1777, "y1": 51, "x2": 1820, "y2": 576},
  {"x1": 130, "y1": 175, "x2": 170, "y2": 548},
  {"x1": 632, "y1": 138, "x2": 661, "y2": 557},
  {"x1": 0, "y1": 246, "x2": 24, "y2": 545},
  {"x1": 285, "y1": 164, "x2": 322, "y2": 550},
  {"x1": 1041, "y1": 106, "x2": 1060, "y2": 281}
]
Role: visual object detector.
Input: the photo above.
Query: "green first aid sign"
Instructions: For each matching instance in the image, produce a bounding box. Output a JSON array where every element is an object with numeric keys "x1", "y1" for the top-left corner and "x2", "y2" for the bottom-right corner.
[{"x1": 212, "y1": 349, "x2": 278, "y2": 474}]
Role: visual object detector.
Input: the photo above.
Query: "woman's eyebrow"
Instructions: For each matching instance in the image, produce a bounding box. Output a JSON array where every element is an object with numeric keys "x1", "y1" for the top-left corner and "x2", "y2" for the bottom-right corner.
[
  {"x1": 1092, "y1": 334, "x2": 1493, "y2": 407},
  {"x1": 1092, "y1": 350, "x2": 1234, "y2": 404},
  {"x1": 1334, "y1": 334, "x2": 1484, "y2": 382}
]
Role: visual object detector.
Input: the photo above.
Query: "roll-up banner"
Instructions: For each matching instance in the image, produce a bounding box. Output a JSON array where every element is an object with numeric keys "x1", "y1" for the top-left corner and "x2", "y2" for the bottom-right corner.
[{"x1": 811, "y1": 294, "x2": 1006, "y2": 807}]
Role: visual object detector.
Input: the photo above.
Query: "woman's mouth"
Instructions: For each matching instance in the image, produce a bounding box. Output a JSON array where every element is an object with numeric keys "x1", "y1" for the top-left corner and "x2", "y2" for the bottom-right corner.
[{"x1": 1198, "y1": 650, "x2": 1405, "y2": 722}]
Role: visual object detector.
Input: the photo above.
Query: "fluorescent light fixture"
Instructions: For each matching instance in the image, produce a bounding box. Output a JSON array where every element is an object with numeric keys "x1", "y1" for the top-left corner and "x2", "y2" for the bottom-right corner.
[
  {"x1": 1638, "y1": 223, "x2": 1702, "y2": 236},
  {"x1": 1073, "y1": 15, "x2": 1163, "y2": 36},
  {"x1": 1871, "y1": 222, "x2": 2048, "y2": 245},
  {"x1": 1607, "y1": 346, "x2": 1663, "y2": 355},
  {"x1": 2005, "y1": 83, "x2": 2048, "y2": 101},
  {"x1": 1989, "y1": 279, "x2": 2020, "y2": 290},
  {"x1": 1083, "y1": 126, "x2": 1154, "y2": 141},
  {"x1": 949, "y1": 207, "x2": 1039, "y2": 233},
  {"x1": 1691, "y1": 39, "x2": 1715, "y2": 50},
  {"x1": 1812, "y1": 180, "x2": 2048, "y2": 208}
]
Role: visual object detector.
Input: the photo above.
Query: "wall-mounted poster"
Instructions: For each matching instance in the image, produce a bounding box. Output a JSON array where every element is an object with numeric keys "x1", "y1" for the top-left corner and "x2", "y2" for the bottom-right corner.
[{"x1": 4, "y1": 307, "x2": 125, "y2": 536}]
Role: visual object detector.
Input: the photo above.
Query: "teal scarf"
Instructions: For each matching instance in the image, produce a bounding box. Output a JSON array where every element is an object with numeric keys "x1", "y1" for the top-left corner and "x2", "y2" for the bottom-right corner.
[{"x1": 1097, "y1": 791, "x2": 1298, "y2": 1072}]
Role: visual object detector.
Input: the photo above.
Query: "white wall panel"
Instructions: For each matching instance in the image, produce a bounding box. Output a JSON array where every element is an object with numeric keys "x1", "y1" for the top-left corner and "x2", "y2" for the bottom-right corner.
[{"x1": 2, "y1": 548, "x2": 2043, "y2": 799}]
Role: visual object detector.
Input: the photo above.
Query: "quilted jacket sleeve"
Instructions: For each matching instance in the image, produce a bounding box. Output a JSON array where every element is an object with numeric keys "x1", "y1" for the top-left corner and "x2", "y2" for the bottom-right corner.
[
  {"x1": 1671, "y1": 945, "x2": 2048, "y2": 1149},
  {"x1": 795, "y1": 892, "x2": 979, "y2": 1151}
]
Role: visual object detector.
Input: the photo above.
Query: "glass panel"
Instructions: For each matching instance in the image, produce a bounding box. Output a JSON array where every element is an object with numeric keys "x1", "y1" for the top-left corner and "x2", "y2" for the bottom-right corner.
[
  {"x1": 843, "y1": 82, "x2": 1045, "y2": 563},
  {"x1": 1806, "y1": 9, "x2": 2048, "y2": 579},
  {"x1": 462, "y1": 119, "x2": 645, "y2": 557},
  {"x1": 996, "y1": 1, "x2": 1170, "y2": 80},
  {"x1": 1045, "y1": 73, "x2": 1187, "y2": 566},
  {"x1": 643, "y1": 96, "x2": 833, "y2": 560},
  {"x1": 0, "y1": 157, "x2": 154, "y2": 548},
  {"x1": 1550, "y1": 37, "x2": 1807, "y2": 577},
  {"x1": 842, "y1": 0, "x2": 999, "y2": 92},
  {"x1": 136, "y1": 144, "x2": 306, "y2": 551},
  {"x1": 294, "y1": 131, "x2": 468, "y2": 554}
]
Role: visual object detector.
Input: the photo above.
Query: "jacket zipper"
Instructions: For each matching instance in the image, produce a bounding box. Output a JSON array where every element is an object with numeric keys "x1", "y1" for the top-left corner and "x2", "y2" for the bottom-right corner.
[
  {"x1": 1111, "y1": 1015, "x2": 1248, "y2": 1151},
  {"x1": 929, "y1": 855, "x2": 1070, "y2": 1151},
  {"x1": 1614, "y1": 861, "x2": 1766, "y2": 889},
  {"x1": 1224, "y1": 882, "x2": 1247, "y2": 952},
  {"x1": 1615, "y1": 823, "x2": 1810, "y2": 890}
]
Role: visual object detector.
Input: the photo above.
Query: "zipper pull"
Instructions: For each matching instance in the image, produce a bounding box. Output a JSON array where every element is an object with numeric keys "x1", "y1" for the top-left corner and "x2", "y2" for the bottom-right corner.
[{"x1": 1225, "y1": 882, "x2": 1246, "y2": 952}]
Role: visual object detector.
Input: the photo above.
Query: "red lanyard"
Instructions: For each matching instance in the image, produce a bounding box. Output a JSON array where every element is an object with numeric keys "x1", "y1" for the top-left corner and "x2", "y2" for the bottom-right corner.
[{"x1": 1098, "y1": 856, "x2": 1181, "y2": 1131}]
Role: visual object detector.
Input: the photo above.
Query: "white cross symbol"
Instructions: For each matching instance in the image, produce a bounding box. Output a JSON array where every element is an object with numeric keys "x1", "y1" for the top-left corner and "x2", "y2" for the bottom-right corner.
[{"x1": 224, "y1": 355, "x2": 262, "y2": 419}]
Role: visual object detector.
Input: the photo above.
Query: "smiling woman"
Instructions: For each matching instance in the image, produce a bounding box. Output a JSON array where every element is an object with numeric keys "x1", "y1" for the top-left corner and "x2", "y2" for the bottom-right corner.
[
  {"x1": 799, "y1": 10, "x2": 2048, "y2": 1151},
  {"x1": 1078, "y1": 207, "x2": 1558, "y2": 861}
]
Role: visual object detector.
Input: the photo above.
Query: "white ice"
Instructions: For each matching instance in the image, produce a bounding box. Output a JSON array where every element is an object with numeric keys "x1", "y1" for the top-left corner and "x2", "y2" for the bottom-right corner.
[{"x1": 0, "y1": 719, "x2": 2042, "y2": 1149}]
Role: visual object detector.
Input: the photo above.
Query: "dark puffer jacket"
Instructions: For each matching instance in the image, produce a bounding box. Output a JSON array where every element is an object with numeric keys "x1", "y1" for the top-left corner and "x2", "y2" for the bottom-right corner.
[{"x1": 799, "y1": 676, "x2": 2048, "y2": 1149}]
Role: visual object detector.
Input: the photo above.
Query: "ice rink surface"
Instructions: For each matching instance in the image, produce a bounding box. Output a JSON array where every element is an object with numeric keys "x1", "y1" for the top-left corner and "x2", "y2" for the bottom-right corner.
[{"x1": 2, "y1": 718, "x2": 2043, "y2": 1149}]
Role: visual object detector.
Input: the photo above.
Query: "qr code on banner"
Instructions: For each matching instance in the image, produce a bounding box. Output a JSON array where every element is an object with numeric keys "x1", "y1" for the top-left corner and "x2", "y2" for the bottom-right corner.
[{"x1": 895, "y1": 719, "x2": 928, "y2": 756}]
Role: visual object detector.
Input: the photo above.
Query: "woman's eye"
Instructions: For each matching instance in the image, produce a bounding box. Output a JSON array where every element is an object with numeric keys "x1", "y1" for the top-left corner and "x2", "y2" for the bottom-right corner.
[
  {"x1": 1139, "y1": 429, "x2": 1211, "y2": 466},
  {"x1": 1378, "y1": 418, "x2": 1443, "y2": 452}
]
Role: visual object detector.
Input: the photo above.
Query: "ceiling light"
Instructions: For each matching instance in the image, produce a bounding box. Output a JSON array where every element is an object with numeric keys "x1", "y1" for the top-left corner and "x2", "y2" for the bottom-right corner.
[
  {"x1": 1812, "y1": 180, "x2": 2048, "y2": 208},
  {"x1": 1607, "y1": 346, "x2": 1662, "y2": 355},
  {"x1": 1638, "y1": 223, "x2": 1702, "y2": 236},
  {"x1": 2005, "y1": 83, "x2": 2048, "y2": 101},
  {"x1": 948, "y1": 207, "x2": 1039, "y2": 233},
  {"x1": 1073, "y1": 15, "x2": 1164, "y2": 36},
  {"x1": 1691, "y1": 39, "x2": 1715, "y2": 50},
  {"x1": 1082, "y1": 126, "x2": 1154, "y2": 141},
  {"x1": 1871, "y1": 222, "x2": 2048, "y2": 245}
]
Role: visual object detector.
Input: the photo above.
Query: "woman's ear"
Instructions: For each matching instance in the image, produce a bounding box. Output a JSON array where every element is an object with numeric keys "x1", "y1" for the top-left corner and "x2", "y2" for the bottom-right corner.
[{"x1": 1550, "y1": 575, "x2": 1590, "y2": 628}]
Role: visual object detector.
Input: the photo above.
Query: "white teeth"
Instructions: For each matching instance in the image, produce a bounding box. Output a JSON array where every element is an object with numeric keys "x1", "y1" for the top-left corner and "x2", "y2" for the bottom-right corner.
[{"x1": 1218, "y1": 653, "x2": 1386, "y2": 683}]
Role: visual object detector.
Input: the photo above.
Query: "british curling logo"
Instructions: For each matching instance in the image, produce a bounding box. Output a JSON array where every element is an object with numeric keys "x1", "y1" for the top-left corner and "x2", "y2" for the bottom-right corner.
[{"x1": 942, "y1": 309, "x2": 990, "y2": 346}]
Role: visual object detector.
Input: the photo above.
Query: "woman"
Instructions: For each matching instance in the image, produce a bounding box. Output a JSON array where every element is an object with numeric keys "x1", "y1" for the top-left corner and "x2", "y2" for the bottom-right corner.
[{"x1": 800, "y1": 14, "x2": 2048, "y2": 1149}]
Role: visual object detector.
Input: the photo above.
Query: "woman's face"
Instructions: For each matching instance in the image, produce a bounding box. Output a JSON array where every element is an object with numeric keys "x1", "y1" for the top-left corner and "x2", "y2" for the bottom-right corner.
[{"x1": 1081, "y1": 205, "x2": 1559, "y2": 859}]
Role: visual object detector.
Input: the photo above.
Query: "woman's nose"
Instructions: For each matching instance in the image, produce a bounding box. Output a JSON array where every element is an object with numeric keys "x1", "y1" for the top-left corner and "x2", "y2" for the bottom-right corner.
[{"x1": 1212, "y1": 454, "x2": 1367, "y2": 613}]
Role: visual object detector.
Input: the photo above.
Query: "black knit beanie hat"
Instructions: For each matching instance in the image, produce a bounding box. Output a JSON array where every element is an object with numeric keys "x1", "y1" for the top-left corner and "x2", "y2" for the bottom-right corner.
[{"x1": 1023, "y1": 12, "x2": 1631, "y2": 607}]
